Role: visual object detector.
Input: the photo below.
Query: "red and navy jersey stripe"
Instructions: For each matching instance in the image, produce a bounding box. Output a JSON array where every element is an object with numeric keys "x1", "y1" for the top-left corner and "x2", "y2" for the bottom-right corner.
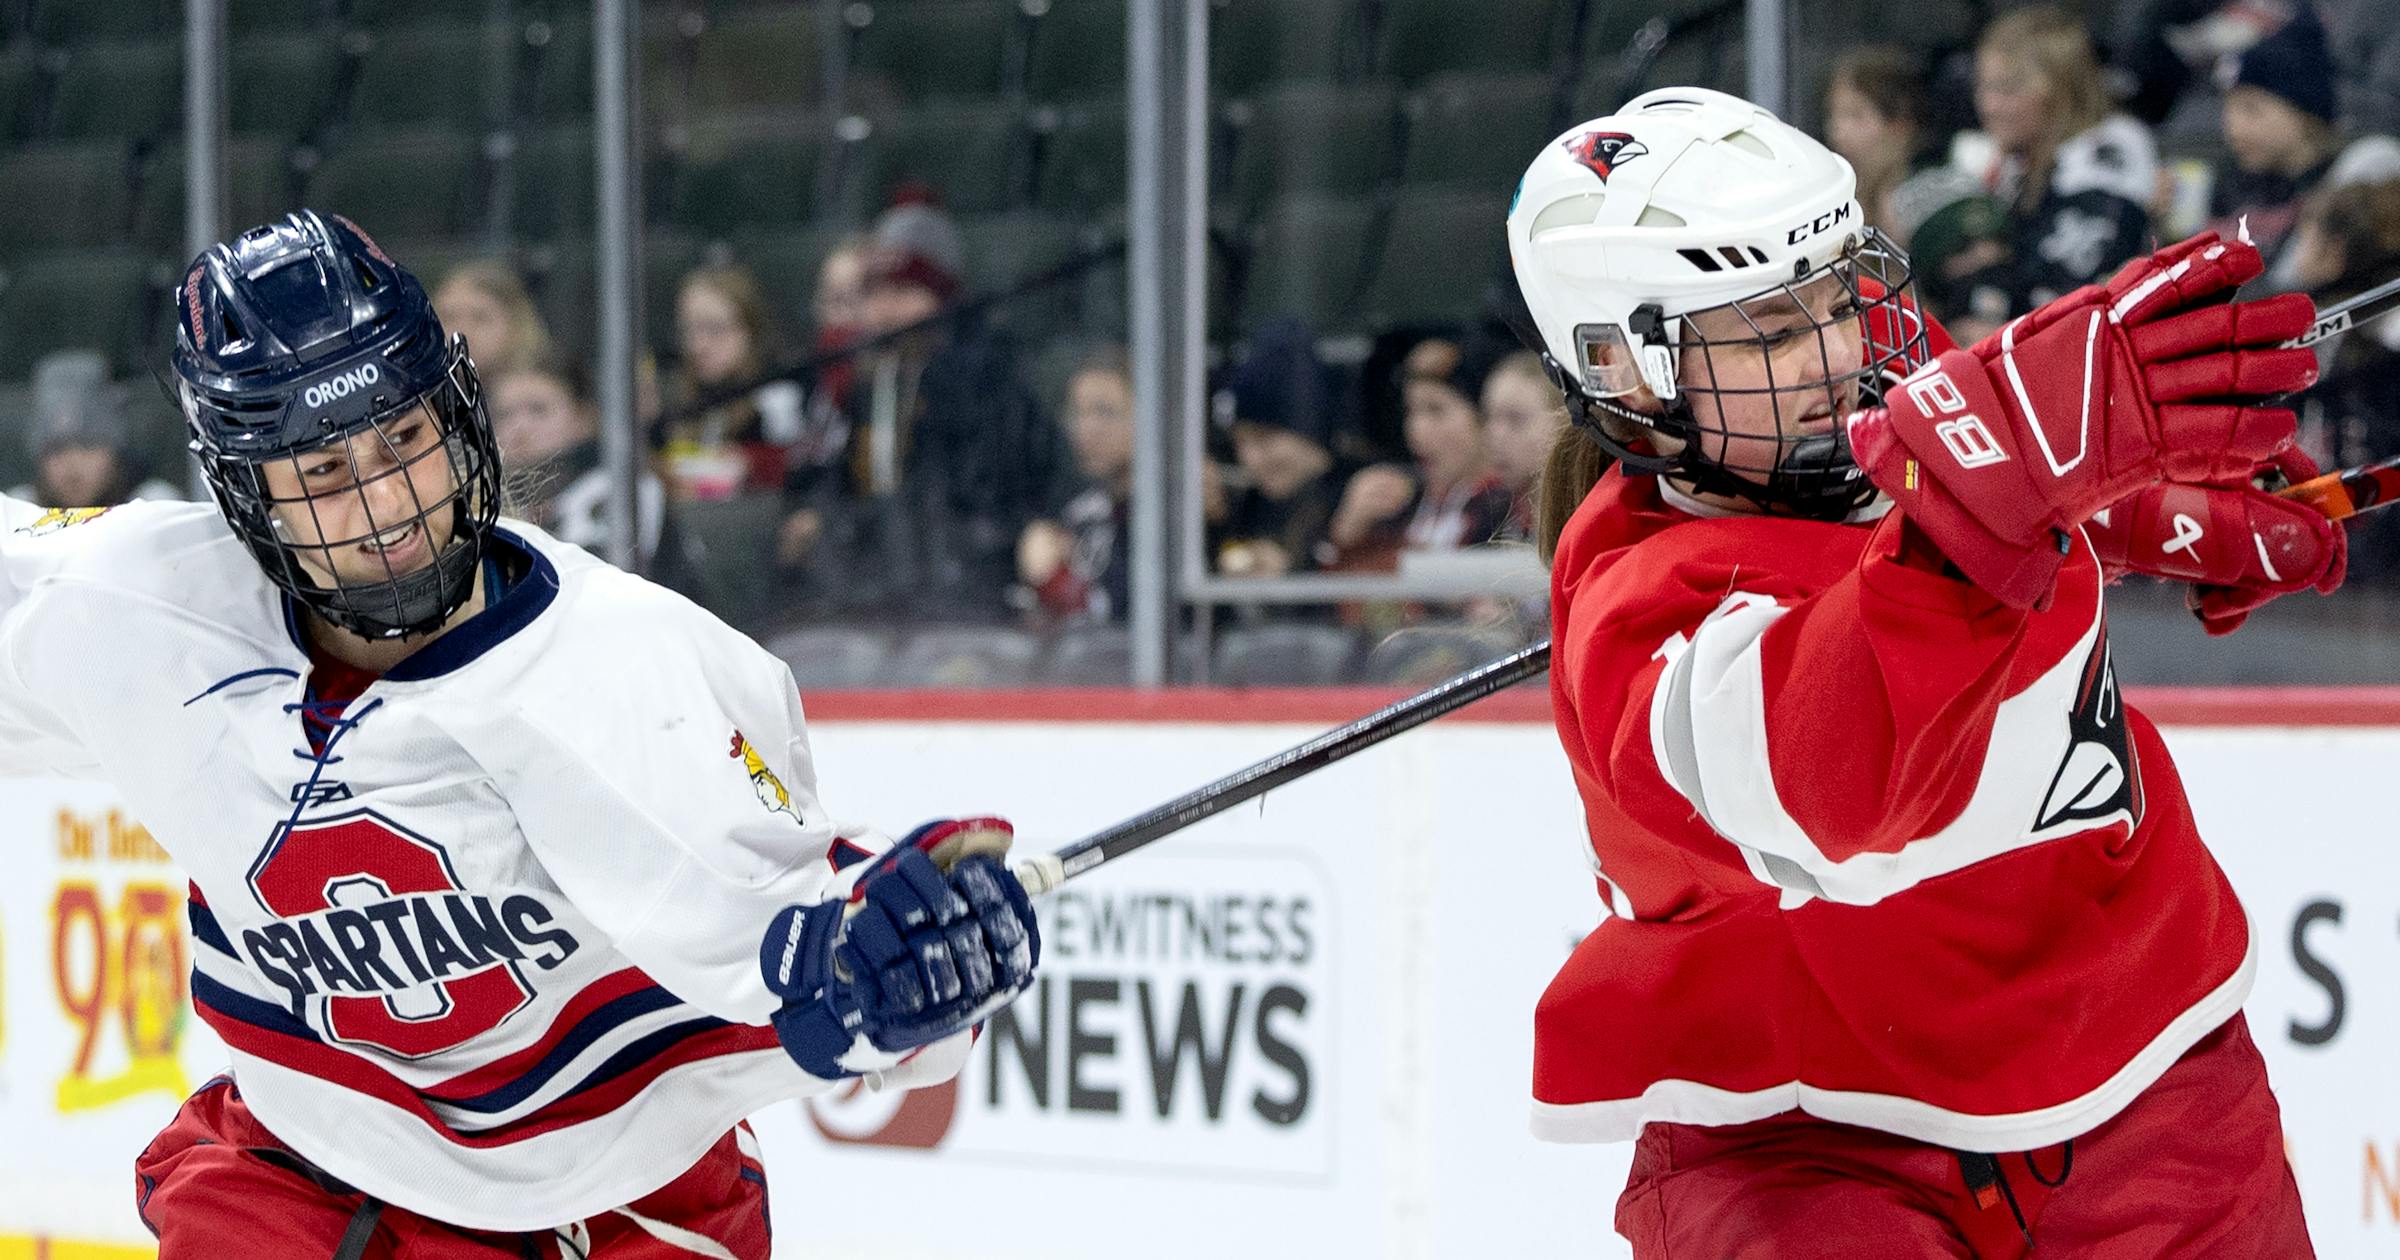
[{"x1": 189, "y1": 895, "x2": 779, "y2": 1149}]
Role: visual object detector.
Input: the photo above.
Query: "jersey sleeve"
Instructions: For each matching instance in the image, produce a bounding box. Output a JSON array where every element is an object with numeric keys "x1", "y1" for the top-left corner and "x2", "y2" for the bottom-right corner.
[
  {"x1": 438, "y1": 581, "x2": 879, "y2": 1029},
  {"x1": 1563, "y1": 510, "x2": 2117, "y2": 908},
  {"x1": 0, "y1": 498, "x2": 151, "y2": 779}
]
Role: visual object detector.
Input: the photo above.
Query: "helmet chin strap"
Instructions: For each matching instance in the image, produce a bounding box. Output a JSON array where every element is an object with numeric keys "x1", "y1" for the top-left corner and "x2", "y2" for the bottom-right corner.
[
  {"x1": 300, "y1": 528, "x2": 482, "y2": 641},
  {"x1": 1548, "y1": 353, "x2": 1877, "y2": 522}
]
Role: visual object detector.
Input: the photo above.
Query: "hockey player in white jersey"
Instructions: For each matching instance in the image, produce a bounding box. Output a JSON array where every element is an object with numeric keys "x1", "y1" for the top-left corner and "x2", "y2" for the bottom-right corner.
[{"x1": 0, "y1": 210, "x2": 1040, "y2": 1257}]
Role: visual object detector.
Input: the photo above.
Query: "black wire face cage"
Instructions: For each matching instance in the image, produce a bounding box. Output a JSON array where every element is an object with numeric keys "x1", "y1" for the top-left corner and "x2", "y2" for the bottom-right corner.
[
  {"x1": 1578, "y1": 229, "x2": 1930, "y2": 521},
  {"x1": 200, "y1": 340, "x2": 502, "y2": 641}
]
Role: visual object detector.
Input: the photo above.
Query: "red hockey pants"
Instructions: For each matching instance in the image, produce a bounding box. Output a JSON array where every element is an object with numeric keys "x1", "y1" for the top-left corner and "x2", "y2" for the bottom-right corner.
[
  {"x1": 134, "y1": 1076, "x2": 772, "y2": 1259},
  {"x1": 1614, "y1": 1017, "x2": 2312, "y2": 1258}
]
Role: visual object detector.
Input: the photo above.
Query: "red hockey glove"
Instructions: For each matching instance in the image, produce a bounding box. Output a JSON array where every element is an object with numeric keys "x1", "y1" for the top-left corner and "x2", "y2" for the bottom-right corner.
[
  {"x1": 2085, "y1": 448, "x2": 2347, "y2": 635},
  {"x1": 1845, "y1": 231, "x2": 2318, "y2": 608}
]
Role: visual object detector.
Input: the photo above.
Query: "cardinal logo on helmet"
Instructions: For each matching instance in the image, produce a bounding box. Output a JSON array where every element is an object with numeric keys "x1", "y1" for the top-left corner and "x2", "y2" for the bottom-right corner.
[{"x1": 1564, "y1": 131, "x2": 1649, "y2": 183}]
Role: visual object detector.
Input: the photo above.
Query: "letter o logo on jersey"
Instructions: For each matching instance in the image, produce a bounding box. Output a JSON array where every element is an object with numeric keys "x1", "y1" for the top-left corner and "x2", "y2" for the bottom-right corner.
[
  {"x1": 246, "y1": 808, "x2": 533, "y2": 1059},
  {"x1": 302, "y1": 363, "x2": 381, "y2": 411}
]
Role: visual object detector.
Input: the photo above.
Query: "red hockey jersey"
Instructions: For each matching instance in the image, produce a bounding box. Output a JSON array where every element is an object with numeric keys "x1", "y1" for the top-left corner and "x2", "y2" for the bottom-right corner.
[{"x1": 1533, "y1": 468, "x2": 2253, "y2": 1153}]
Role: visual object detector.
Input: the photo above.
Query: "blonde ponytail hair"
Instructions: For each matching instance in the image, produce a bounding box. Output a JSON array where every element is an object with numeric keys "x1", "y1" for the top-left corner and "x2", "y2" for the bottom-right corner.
[{"x1": 1536, "y1": 424, "x2": 1613, "y2": 567}]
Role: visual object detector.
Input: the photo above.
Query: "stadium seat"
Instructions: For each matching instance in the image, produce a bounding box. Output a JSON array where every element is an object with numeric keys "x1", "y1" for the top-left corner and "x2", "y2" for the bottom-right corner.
[
  {"x1": 1585, "y1": 21, "x2": 1747, "y2": 111},
  {"x1": 1212, "y1": 624, "x2": 1360, "y2": 686},
  {"x1": 348, "y1": 22, "x2": 514, "y2": 133},
  {"x1": 885, "y1": 628, "x2": 1044, "y2": 688},
  {"x1": 29, "y1": 0, "x2": 174, "y2": 45},
  {"x1": 1375, "y1": 0, "x2": 1564, "y2": 83},
  {"x1": 737, "y1": 223, "x2": 858, "y2": 325},
  {"x1": 849, "y1": 0, "x2": 1021, "y2": 104},
  {"x1": 1043, "y1": 626, "x2": 1134, "y2": 686},
  {"x1": 1207, "y1": 0, "x2": 1362, "y2": 95},
  {"x1": 689, "y1": 7, "x2": 824, "y2": 117},
  {"x1": 349, "y1": 0, "x2": 551, "y2": 25},
  {"x1": 135, "y1": 137, "x2": 298, "y2": 255},
  {"x1": 1361, "y1": 624, "x2": 1522, "y2": 687},
  {"x1": 960, "y1": 208, "x2": 1088, "y2": 334},
  {"x1": 504, "y1": 123, "x2": 598, "y2": 238},
  {"x1": 0, "y1": 143, "x2": 134, "y2": 255},
  {"x1": 370, "y1": 238, "x2": 490, "y2": 295},
  {"x1": 306, "y1": 128, "x2": 481, "y2": 240},
  {"x1": 846, "y1": 105, "x2": 1028, "y2": 216},
  {"x1": 229, "y1": 0, "x2": 338, "y2": 36},
  {"x1": 1026, "y1": 0, "x2": 1125, "y2": 102},
  {"x1": 0, "y1": 49, "x2": 39, "y2": 143},
  {"x1": 671, "y1": 113, "x2": 831, "y2": 235},
  {"x1": 1223, "y1": 81, "x2": 1399, "y2": 215},
  {"x1": 1357, "y1": 189, "x2": 1510, "y2": 331},
  {"x1": 675, "y1": 492, "x2": 787, "y2": 632},
  {"x1": 527, "y1": 15, "x2": 689, "y2": 122},
  {"x1": 227, "y1": 33, "x2": 341, "y2": 140},
  {"x1": 49, "y1": 39, "x2": 182, "y2": 142},
  {"x1": 960, "y1": 209, "x2": 1081, "y2": 297},
  {"x1": 0, "y1": 251, "x2": 153, "y2": 379},
  {"x1": 1030, "y1": 98, "x2": 1124, "y2": 214},
  {"x1": 1583, "y1": 0, "x2": 1748, "y2": 71},
  {"x1": 526, "y1": 231, "x2": 700, "y2": 364},
  {"x1": 765, "y1": 627, "x2": 894, "y2": 691},
  {"x1": 1399, "y1": 72, "x2": 1558, "y2": 192},
  {"x1": 1235, "y1": 194, "x2": 1373, "y2": 331},
  {"x1": 0, "y1": 380, "x2": 32, "y2": 487}
]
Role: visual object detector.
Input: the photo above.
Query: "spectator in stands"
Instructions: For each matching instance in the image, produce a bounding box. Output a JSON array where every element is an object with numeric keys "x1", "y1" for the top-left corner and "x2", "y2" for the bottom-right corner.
[
  {"x1": 800, "y1": 235, "x2": 872, "y2": 441},
  {"x1": 791, "y1": 192, "x2": 1063, "y2": 622},
  {"x1": 2106, "y1": 0, "x2": 2223, "y2": 129},
  {"x1": 431, "y1": 261, "x2": 551, "y2": 380},
  {"x1": 656, "y1": 264, "x2": 803, "y2": 502},
  {"x1": 2292, "y1": 177, "x2": 2400, "y2": 582},
  {"x1": 1480, "y1": 351, "x2": 1566, "y2": 545},
  {"x1": 1325, "y1": 337, "x2": 1511, "y2": 568},
  {"x1": 812, "y1": 236, "x2": 873, "y2": 370},
  {"x1": 1963, "y1": 6, "x2": 2159, "y2": 335},
  {"x1": 10, "y1": 377, "x2": 180, "y2": 508},
  {"x1": 1016, "y1": 347, "x2": 1135, "y2": 626},
  {"x1": 2210, "y1": 10, "x2": 2400, "y2": 290},
  {"x1": 1215, "y1": 320, "x2": 1357, "y2": 579},
  {"x1": 488, "y1": 356, "x2": 687, "y2": 589},
  {"x1": 1824, "y1": 46, "x2": 2010, "y2": 324},
  {"x1": 776, "y1": 237, "x2": 875, "y2": 570}
]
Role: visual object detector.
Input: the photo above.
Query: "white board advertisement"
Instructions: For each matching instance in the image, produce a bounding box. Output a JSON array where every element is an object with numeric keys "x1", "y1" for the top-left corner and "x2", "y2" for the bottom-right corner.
[{"x1": 0, "y1": 715, "x2": 2394, "y2": 1257}]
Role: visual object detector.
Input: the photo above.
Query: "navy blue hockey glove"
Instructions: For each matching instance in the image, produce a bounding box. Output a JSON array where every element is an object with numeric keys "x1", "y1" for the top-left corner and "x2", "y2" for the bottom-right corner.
[{"x1": 760, "y1": 842, "x2": 1039, "y2": 1080}]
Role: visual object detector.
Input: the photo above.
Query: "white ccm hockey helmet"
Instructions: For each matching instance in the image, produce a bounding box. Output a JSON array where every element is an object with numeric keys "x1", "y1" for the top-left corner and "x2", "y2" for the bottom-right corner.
[{"x1": 1508, "y1": 86, "x2": 1929, "y2": 518}]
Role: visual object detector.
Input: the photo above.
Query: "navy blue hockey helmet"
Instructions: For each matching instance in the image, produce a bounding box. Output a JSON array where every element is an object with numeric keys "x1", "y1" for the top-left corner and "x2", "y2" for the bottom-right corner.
[{"x1": 172, "y1": 210, "x2": 501, "y2": 640}]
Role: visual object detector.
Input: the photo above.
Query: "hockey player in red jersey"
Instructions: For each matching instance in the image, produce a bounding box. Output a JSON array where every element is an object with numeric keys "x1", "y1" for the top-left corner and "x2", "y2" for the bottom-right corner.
[
  {"x1": 1510, "y1": 88, "x2": 2340, "y2": 1256},
  {"x1": 0, "y1": 211, "x2": 1044, "y2": 1257}
]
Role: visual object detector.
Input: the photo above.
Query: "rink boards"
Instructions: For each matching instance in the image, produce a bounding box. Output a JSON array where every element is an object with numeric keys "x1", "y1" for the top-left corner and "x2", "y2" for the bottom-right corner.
[{"x1": 2, "y1": 686, "x2": 2397, "y2": 1258}]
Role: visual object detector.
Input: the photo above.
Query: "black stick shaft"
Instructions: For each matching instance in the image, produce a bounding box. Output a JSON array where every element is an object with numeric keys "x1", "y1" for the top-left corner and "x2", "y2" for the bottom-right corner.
[
  {"x1": 1012, "y1": 640, "x2": 1554, "y2": 895},
  {"x1": 2282, "y1": 272, "x2": 2400, "y2": 349}
]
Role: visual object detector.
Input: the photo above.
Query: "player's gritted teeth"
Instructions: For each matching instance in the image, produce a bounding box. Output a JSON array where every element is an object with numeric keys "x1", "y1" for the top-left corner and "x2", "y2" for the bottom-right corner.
[{"x1": 357, "y1": 520, "x2": 430, "y2": 570}]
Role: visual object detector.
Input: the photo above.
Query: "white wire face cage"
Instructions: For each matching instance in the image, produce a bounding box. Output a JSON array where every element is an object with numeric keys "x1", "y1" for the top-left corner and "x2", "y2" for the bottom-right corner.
[{"x1": 1567, "y1": 229, "x2": 1931, "y2": 519}]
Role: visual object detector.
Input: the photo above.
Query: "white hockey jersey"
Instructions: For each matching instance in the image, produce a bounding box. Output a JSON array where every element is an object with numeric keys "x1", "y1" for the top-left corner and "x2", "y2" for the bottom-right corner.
[{"x1": 0, "y1": 497, "x2": 968, "y2": 1230}]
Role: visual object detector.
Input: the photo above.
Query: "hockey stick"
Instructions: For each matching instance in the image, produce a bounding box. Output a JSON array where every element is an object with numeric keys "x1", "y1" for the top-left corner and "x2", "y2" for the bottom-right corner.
[
  {"x1": 2280, "y1": 271, "x2": 2400, "y2": 351},
  {"x1": 1011, "y1": 640, "x2": 1554, "y2": 896},
  {"x1": 2266, "y1": 272, "x2": 2400, "y2": 519}
]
